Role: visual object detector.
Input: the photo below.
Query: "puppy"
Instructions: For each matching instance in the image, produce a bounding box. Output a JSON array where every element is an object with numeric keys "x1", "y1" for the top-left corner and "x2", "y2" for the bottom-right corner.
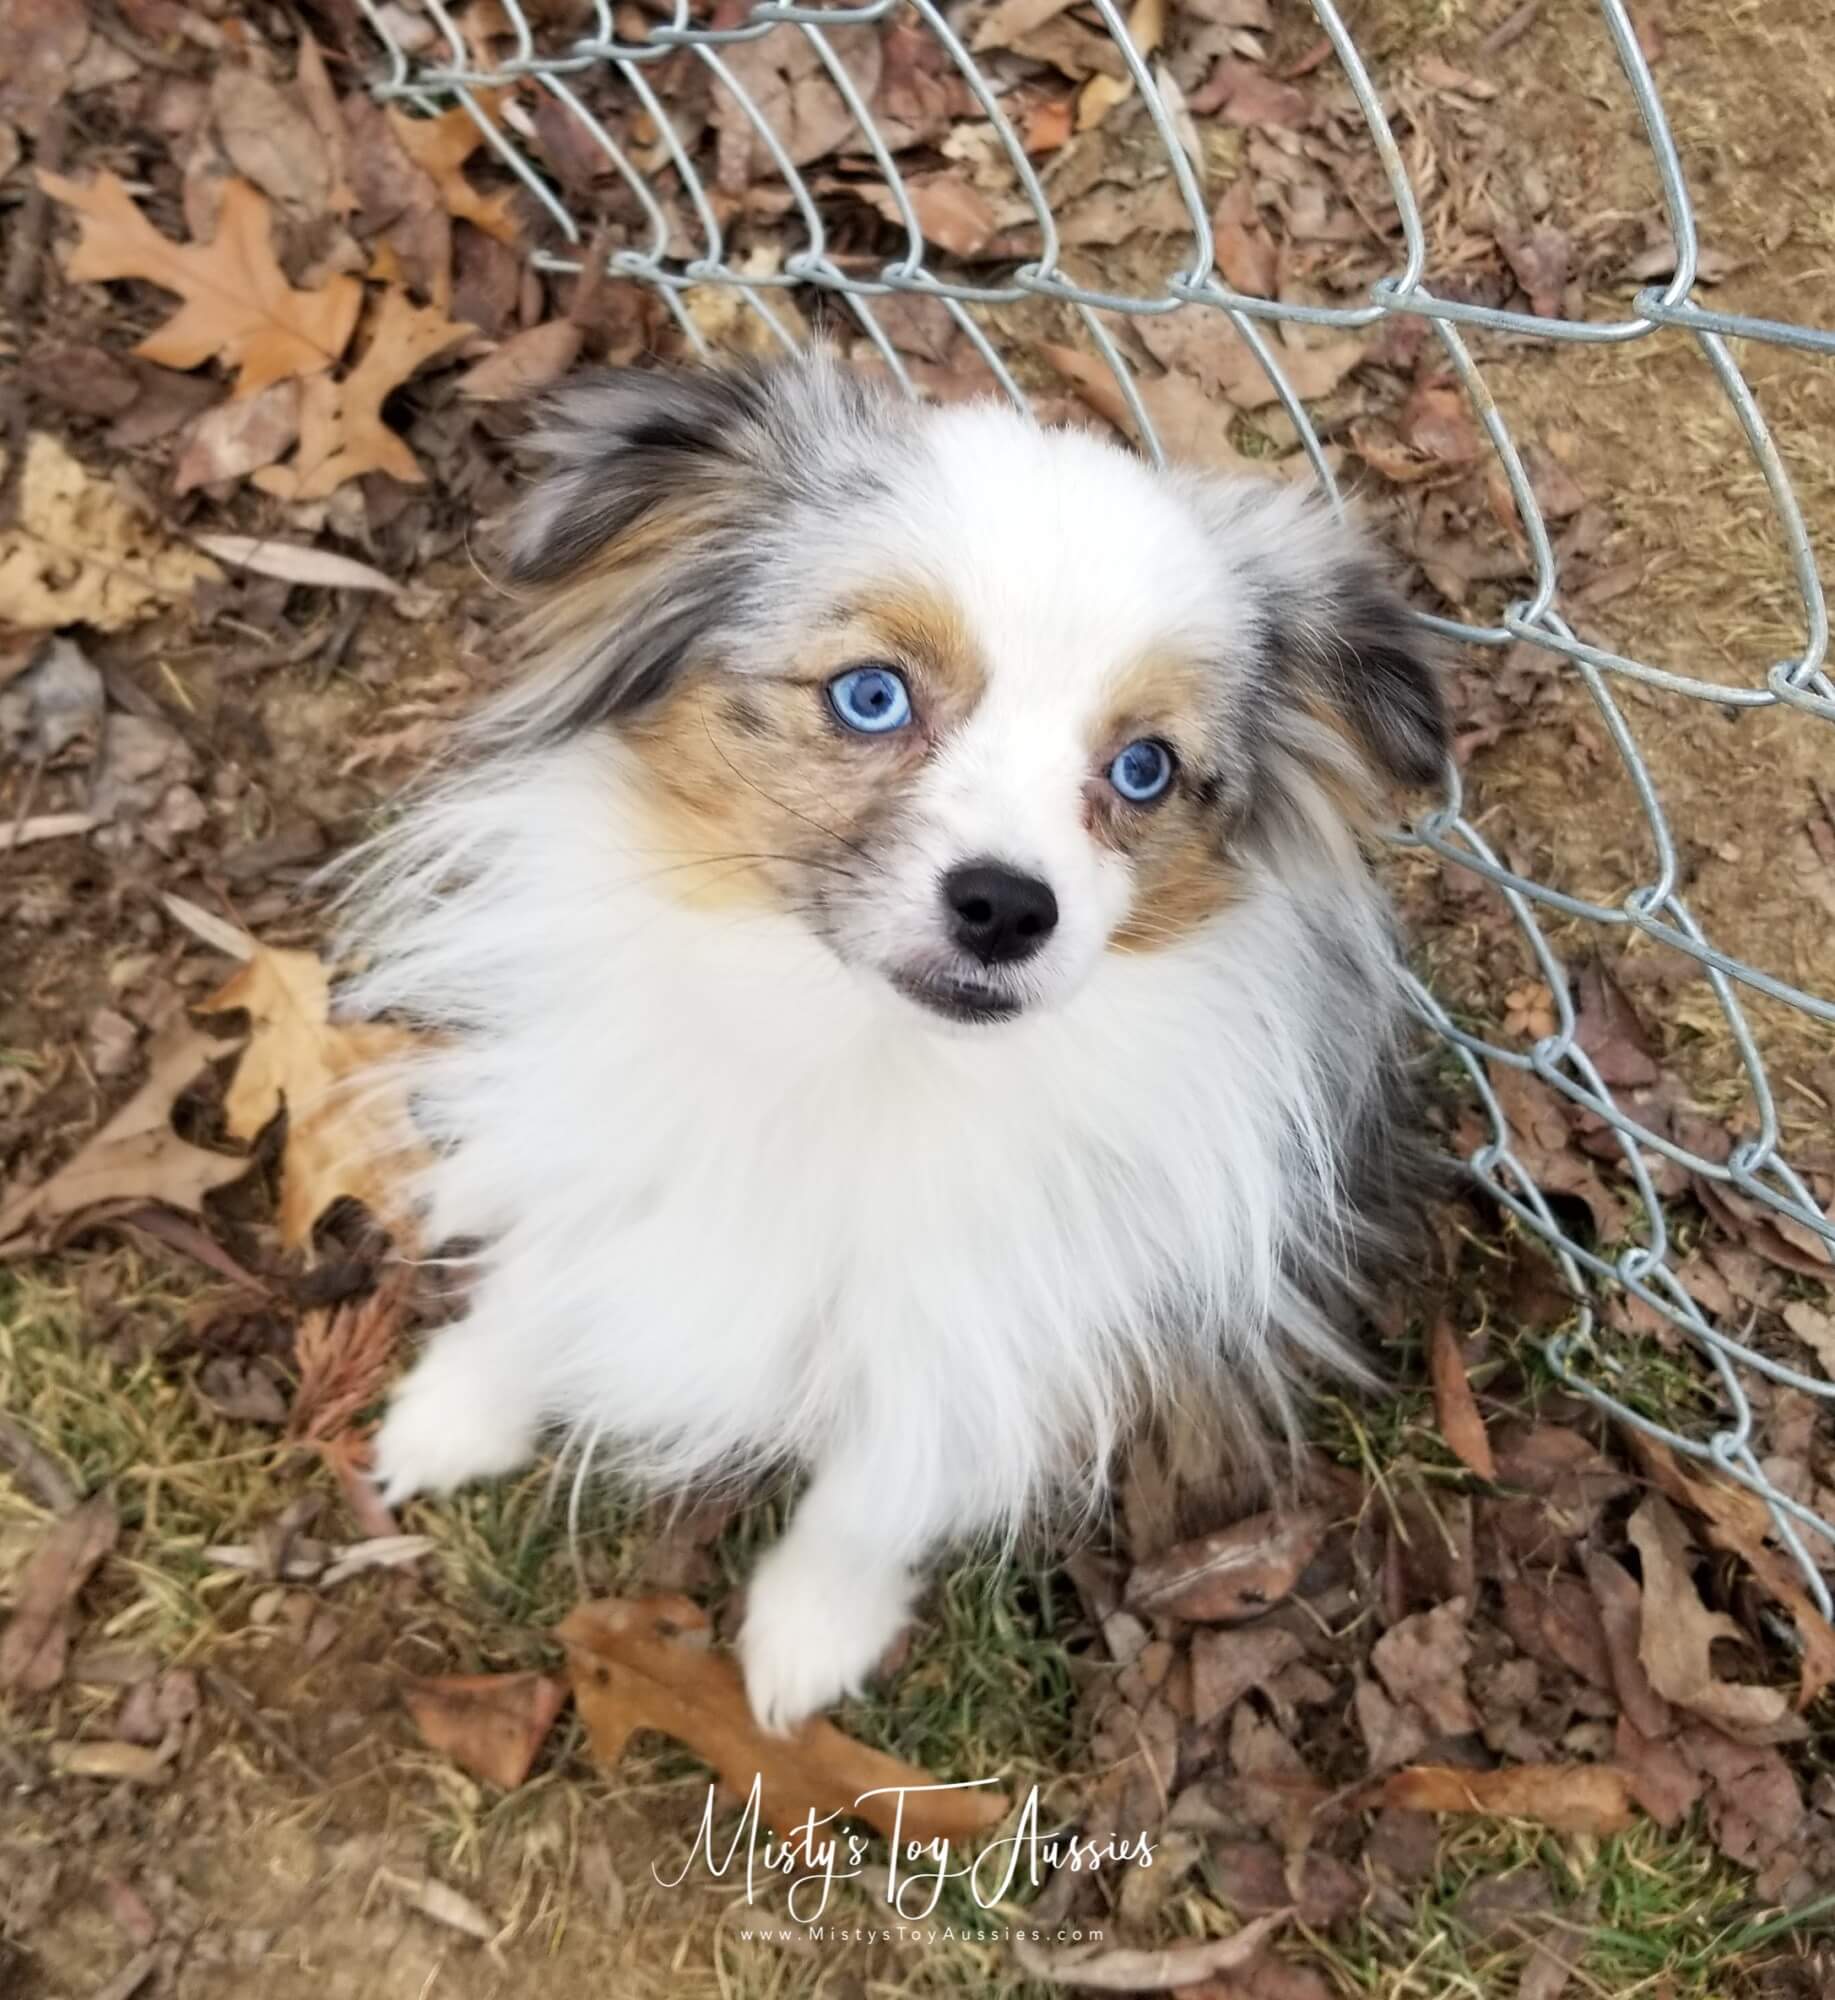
[{"x1": 345, "y1": 351, "x2": 1448, "y2": 1732}]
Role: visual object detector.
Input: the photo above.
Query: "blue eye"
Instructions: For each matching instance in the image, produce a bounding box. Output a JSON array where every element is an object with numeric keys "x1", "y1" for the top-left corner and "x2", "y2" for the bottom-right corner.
[
  {"x1": 828, "y1": 664, "x2": 912, "y2": 735},
  {"x1": 1109, "y1": 738, "x2": 1176, "y2": 803}
]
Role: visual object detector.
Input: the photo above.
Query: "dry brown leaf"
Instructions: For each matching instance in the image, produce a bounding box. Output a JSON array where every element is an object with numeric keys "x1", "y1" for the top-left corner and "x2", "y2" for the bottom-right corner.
[
  {"x1": 404, "y1": 1671, "x2": 570, "y2": 1790},
  {"x1": 0, "y1": 1495, "x2": 119, "y2": 1693},
  {"x1": 1626, "y1": 1495, "x2": 1799, "y2": 1743},
  {"x1": 1213, "y1": 175, "x2": 1277, "y2": 296},
  {"x1": 197, "y1": 937, "x2": 425, "y2": 1252},
  {"x1": 1401, "y1": 379, "x2": 1483, "y2": 466},
  {"x1": 1125, "y1": 1507, "x2": 1325, "y2": 1622},
  {"x1": 457, "y1": 319, "x2": 583, "y2": 402},
  {"x1": 1136, "y1": 314, "x2": 1359, "y2": 413},
  {"x1": 1371, "y1": 1598, "x2": 1477, "y2": 1737},
  {"x1": 0, "y1": 0, "x2": 86, "y2": 132},
  {"x1": 387, "y1": 99, "x2": 521, "y2": 245},
  {"x1": 42, "y1": 172, "x2": 360, "y2": 397},
  {"x1": 712, "y1": 26, "x2": 883, "y2": 190},
  {"x1": 1378, "y1": 1762, "x2": 1635, "y2": 1835},
  {"x1": 1623, "y1": 1430, "x2": 1835, "y2": 1709},
  {"x1": 210, "y1": 67, "x2": 331, "y2": 216},
  {"x1": 1428, "y1": 1315, "x2": 1495, "y2": 1478},
  {"x1": 860, "y1": 175, "x2": 997, "y2": 257},
  {"x1": 1500, "y1": 225, "x2": 1570, "y2": 318},
  {"x1": 254, "y1": 288, "x2": 471, "y2": 502},
  {"x1": 970, "y1": 0, "x2": 1080, "y2": 54},
  {"x1": 1076, "y1": 0, "x2": 1162, "y2": 129},
  {"x1": 1039, "y1": 345, "x2": 1256, "y2": 473},
  {"x1": 1195, "y1": 59, "x2": 1310, "y2": 129},
  {"x1": 1584, "y1": 1551, "x2": 1672, "y2": 1738},
  {"x1": 172, "y1": 380, "x2": 301, "y2": 494},
  {"x1": 1012, "y1": 1912, "x2": 1287, "y2": 1990},
  {"x1": 0, "y1": 1016, "x2": 249, "y2": 1255},
  {"x1": 560, "y1": 1596, "x2": 1009, "y2": 1843},
  {"x1": 1189, "y1": 1625, "x2": 1305, "y2": 1727},
  {"x1": 0, "y1": 432, "x2": 224, "y2": 633},
  {"x1": 1482, "y1": 1062, "x2": 1630, "y2": 1241},
  {"x1": 1572, "y1": 959, "x2": 1661, "y2": 1087},
  {"x1": 48, "y1": 1738, "x2": 178, "y2": 1784},
  {"x1": 296, "y1": 34, "x2": 356, "y2": 217}
]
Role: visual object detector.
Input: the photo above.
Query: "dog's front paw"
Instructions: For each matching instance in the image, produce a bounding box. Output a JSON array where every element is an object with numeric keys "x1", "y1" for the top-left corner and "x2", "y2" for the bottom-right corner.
[
  {"x1": 738, "y1": 1535, "x2": 915, "y2": 1734},
  {"x1": 373, "y1": 1338, "x2": 539, "y2": 1506}
]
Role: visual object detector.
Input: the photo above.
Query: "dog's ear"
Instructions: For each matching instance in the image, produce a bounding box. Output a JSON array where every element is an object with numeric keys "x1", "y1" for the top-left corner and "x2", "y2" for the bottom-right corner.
[
  {"x1": 495, "y1": 355, "x2": 888, "y2": 739},
  {"x1": 1268, "y1": 554, "x2": 1448, "y2": 790},
  {"x1": 507, "y1": 366, "x2": 773, "y2": 588},
  {"x1": 1192, "y1": 480, "x2": 1448, "y2": 792}
]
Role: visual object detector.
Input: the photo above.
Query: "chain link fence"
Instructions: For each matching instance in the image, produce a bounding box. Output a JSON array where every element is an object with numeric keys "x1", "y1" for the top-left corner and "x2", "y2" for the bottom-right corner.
[{"x1": 357, "y1": 0, "x2": 1835, "y2": 1603}]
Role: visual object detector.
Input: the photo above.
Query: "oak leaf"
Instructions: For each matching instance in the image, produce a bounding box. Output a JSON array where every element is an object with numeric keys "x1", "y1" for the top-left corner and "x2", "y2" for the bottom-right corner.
[
  {"x1": 387, "y1": 99, "x2": 521, "y2": 245},
  {"x1": 560, "y1": 1596, "x2": 1010, "y2": 1844},
  {"x1": 0, "y1": 1015, "x2": 250, "y2": 1255},
  {"x1": 254, "y1": 288, "x2": 471, "y2": 501},
  {"x1": 196, "y1": 937, "x2": 426, "y2": 1253},
  {"x1": 1624, "y1": 1429, "x2": 1835, "y2": 1709},
  {"x1": 1626, "y1": 1495, "x2": 1802, "y2": 1743},
  {"x1": 41, "y1": 171, "x2": 360, "y2": 397}
]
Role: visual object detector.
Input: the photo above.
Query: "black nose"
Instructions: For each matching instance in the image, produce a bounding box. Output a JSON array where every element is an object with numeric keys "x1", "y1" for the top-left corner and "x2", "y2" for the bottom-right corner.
[{"x1": 943, "y1": 862, "x2": 1059, "y2": 966}]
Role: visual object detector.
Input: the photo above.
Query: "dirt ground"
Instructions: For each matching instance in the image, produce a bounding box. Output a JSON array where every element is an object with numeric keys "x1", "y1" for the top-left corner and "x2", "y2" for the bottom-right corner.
[{"x1": 3, "y1": 0, "x2": 1835, "y2": 1995}]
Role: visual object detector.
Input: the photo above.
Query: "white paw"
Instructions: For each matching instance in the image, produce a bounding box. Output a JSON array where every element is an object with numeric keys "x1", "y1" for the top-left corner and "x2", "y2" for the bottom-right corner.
[
  {"x1": 738, "y1": 1535, "x2": 916, "y2": 1734},
  {"x1": 373, "y1": 1339, "x2": 538, "y2": 1507}
]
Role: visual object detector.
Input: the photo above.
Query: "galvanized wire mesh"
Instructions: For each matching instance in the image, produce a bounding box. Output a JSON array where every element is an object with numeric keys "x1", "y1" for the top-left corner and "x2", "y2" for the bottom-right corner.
[{"x1": 358, "y1": 0, "x2": 1835, "y2": 1603}]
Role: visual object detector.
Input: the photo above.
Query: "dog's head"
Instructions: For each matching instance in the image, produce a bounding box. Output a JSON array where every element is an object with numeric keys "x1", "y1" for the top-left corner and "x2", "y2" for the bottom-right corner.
[{"x1": 494, "y1": 353, "x2": 1447, "y2": 1025}]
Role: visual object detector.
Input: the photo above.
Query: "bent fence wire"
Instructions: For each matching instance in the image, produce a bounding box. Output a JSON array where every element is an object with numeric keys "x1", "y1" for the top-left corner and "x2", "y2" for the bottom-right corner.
[{"x1": 358, "y1": 0, "x2": 1835, "y2": 1603}]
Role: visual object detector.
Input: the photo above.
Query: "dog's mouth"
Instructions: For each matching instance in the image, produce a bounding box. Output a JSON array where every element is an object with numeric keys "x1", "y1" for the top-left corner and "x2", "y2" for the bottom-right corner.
[{"x1": 888, "y1": 967, "x2": 1022, "y2": 1024}]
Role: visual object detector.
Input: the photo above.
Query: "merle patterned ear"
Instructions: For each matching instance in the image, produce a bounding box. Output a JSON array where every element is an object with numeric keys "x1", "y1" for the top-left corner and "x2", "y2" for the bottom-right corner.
[
  {"x1": 1280, "y1": 560, "x2": 1449, "y2": 789},
  {"x1": 490, "y1": 354, "x2": 897, "y2": 743},
  {"x1": 504, "y1": 365, "x2": 778, "y2": 586}
]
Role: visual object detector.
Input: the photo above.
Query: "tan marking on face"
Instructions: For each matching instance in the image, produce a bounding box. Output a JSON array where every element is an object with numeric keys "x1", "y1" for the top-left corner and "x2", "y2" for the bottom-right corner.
[
  {"x1": 1090, "y1": 650, "x2": 1243, "y2": 954},
  {"x1": 616, "y1": 581, "x2": 986, "y2": 915}
]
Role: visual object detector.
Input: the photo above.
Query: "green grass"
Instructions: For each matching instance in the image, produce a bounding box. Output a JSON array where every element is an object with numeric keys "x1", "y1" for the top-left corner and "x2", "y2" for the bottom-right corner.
[{"x1": 1318, "y1": 1817, "x2": 1828, "y2": 1999}]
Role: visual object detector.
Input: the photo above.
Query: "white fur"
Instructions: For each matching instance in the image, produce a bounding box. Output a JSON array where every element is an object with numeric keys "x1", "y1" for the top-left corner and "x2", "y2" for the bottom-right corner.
[{"x1": 347, "y1": 387, "x2": 1420, "y2": 1731}]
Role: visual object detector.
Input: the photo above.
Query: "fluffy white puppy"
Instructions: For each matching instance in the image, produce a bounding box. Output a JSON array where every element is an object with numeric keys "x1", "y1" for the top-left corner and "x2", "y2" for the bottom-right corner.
[{"x1": 343, "y1": 353, "x2": 1447, "y2": 1731}]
